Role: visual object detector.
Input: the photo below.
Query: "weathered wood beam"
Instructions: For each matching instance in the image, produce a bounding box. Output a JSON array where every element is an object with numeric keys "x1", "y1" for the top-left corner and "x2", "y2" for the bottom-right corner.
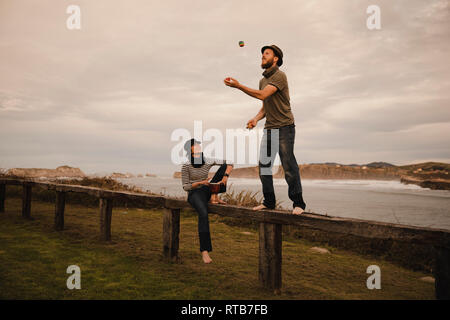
[
  {"x1": 0, "y1": 178, "x2": 23, "y2": 185},
  {"x1": 163, "y1": 208, "x2": 180, "y2": 261},
  {"x1": 164, "y1": 197, "x2": 190, "y2": 209},
  {"x1": 22, "y1": 183, "x2": 32, "y2": 219},
  {"x1": 38, "y1": 181, "x2": 166, "y2": 206},
  {"x1": 48, "y1": 183, "x2": 103, "y2": 197},
  {"x1": 99, "y1": 197, "x2": 113, "y2": 241},
  {"x1": 114, "y1": 191, "x2": 165, "y2": 207},
  {"x1": 0, "y1": 183, "x2": 5, "y2": 213},
  {"x1": 259, "y1": 222, "x2": 282, "y2": 294},
  {"x1": 54, "y1": 191, "x2": 65, "y2": 231},
  {"x1": 206, "y1": 204, "x2": 450, "y2": 249},
  {"x1": 434, "y1": 246, "x2": 450, "y2": 300}
]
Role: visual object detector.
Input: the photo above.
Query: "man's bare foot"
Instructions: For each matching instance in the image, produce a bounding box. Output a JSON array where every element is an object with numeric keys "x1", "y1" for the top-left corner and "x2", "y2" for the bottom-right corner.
[
  {"x1": 292, "y1": 207, "x2": 304, "y2": 215},
  {"x1": 202, "y1": 251, "x2": 212, "y2": 264},
  {"x1": 253, "y1": 204, "x2": 268, "y2": 211}
]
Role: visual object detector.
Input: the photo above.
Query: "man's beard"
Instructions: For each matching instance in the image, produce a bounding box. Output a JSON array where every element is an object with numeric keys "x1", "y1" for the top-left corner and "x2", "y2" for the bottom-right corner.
[{"x1": 261, "y1": 57, "x2": 274, "y2": 69}]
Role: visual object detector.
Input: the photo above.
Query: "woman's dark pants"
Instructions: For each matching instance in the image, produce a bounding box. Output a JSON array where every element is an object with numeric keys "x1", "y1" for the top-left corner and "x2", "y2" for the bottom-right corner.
[{"x1": 187, "y1": 163, "x2": 227, "y2": 252}]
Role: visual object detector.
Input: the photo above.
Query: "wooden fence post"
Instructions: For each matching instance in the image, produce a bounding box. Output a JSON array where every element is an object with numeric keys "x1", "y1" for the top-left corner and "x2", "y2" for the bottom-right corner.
[
  {"x1": 99, "y1": 197, "x2": 113, "y2": 241},
  {"x1": 163, "y1": 208, "x2": 180, "y2": 261},
  {"x1": 0, "y1": 183, "x2": 5, "y2": 213},
  {"x1": 434, "y1": 246, "x2": 450, "y2": 300},
  {"x1": 54, "y1": 191, "x2": 66, "y2": 231},
  {"x1": 259, "y1": 222, "x2": 282, "y2": 294},
  {"x1": 22, "y1": 183, "x2": 32, "y2": 219}
]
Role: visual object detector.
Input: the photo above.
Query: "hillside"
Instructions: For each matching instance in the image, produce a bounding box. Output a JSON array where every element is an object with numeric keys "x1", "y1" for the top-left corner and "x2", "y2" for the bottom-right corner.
[
  {"x1": 5, "y1": 165, "x2": 85, "y2": 179},
  {"x1": 397, "y1": 162, "x2": 450, "y2": 190},
  {"x1": 274, "y1": 164, "x2": 401, "y2": 180}
]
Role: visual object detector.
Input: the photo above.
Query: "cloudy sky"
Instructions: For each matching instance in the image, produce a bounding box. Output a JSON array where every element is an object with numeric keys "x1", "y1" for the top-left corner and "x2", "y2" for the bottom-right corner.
[{"x1": 1, "y1": 0, "x2": 449, "y2": 176}]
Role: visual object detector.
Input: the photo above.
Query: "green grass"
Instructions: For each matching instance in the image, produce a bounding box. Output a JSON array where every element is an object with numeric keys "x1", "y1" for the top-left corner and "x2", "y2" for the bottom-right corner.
[{"x1": 0, "y1": 197, "x2": 435, "y2": 299}]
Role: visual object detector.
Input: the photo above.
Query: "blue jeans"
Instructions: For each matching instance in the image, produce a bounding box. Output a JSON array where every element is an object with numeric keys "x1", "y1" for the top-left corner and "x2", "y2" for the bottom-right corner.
[
  {"x1": 259, "y1": 124, "x2": 306, "y2": 210},
  {"x1": 187, "y1": 163, "x2": 227, "y2": 252}
]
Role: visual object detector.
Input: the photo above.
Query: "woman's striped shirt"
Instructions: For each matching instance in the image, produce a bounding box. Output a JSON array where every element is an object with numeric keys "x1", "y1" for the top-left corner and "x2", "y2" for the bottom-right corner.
[{"x1": 181, "y1": 157, "x2": 232, "y2": 192}]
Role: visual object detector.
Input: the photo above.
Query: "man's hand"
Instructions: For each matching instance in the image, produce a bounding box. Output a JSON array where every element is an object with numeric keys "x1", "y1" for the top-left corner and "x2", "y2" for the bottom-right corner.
[
  {"x1": 224, "y1": 77, "x2": 240, "y2": 88},
  {"x1": 246, "y1": 118, "x2": 258, "y2": 129}
]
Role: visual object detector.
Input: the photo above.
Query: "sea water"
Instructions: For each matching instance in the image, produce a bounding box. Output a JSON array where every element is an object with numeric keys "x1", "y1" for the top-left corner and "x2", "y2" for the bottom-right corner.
[{"x1": 117, "y1": 176, "x2": 450, "y2": 231}]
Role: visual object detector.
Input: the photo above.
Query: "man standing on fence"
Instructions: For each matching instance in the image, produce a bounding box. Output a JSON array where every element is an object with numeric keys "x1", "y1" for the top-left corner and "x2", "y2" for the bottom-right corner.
[{"x1": 224, "y1": 44, "x2": 306, "y2": 214}]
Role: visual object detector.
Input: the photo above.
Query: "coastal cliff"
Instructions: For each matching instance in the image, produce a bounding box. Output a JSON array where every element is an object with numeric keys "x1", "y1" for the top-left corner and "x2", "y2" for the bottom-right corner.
[
  {"x1": 275, "y1": 164, "x2": 401, "y2": 180},
  {"x1": 2, "y1": 166, "x2": 157, "y2": 180},
  {"x1": 5, "y1": 165, "x2": 85, "y2": 179}
]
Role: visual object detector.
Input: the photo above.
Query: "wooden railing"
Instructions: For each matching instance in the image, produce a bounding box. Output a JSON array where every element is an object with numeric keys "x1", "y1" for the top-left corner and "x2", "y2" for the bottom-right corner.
[{"x1": 0, "y1": 178, "x2": 449, "y2": 299}]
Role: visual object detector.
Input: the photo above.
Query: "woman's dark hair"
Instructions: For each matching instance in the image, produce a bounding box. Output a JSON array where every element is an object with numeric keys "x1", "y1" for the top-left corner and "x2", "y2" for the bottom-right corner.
[
  {"x1": 184, "y1": 138, "x2": 204, "y2": 168},
  {"x1": 184, "y1": 138, "x2": 201, "y2": 153}
]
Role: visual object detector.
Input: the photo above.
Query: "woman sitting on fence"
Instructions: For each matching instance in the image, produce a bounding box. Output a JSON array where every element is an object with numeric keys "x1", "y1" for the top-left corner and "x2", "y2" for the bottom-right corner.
[{"x1": 181, "y1": 138, "x2": 233, "y2": 264}]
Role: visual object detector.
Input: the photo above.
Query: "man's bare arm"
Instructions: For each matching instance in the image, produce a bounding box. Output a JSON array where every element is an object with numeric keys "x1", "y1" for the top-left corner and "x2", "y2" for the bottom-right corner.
[
  {"x1": 237, "y1": 83, "x2": 277, "y2": 101},
  {"x1": 246, "y1": 105, "x2": 265, "y2": 129},
  {"x1": 254, "y1": 105, "x2": 265, "y2": 121},
  {"x1": 224, "y1": 77, "x2": 277, "y2": 101}
]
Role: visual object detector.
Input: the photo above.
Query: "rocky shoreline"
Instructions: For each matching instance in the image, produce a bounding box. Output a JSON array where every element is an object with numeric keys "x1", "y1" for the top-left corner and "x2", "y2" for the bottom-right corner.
[{"x1": 400, "y1": 175, "x2": 450, "y2": 190}]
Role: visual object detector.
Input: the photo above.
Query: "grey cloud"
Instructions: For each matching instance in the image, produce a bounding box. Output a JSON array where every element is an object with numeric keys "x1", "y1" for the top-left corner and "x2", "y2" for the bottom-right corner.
[{"x1": 1, "y1": 0, "x2": 449, "y2": 174}]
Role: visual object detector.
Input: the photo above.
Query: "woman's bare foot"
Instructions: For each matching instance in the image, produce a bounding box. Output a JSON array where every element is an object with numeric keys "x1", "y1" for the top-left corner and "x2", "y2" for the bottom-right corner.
[
  {"x1": 210, "y1": 194, "x2": 219, "y2": 204},
  {"x1": 202, "y1": 251, "x2": 212, "y2": 264},
  {"x1": 210, "y1": 194, "x2": 227, "y2": 205},
  {"x1": 252, "y1": 204, "x2": 268, "y2": 211},
  {"x1": 292, "y1": 207, "x2": 304, "y2": 215},
  {"x1": 216, "y1": 198, "x2": 227, "y2": 204}
]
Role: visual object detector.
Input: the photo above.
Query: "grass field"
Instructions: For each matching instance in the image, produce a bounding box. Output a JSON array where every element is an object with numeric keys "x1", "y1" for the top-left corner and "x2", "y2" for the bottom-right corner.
[{"x1": 0, "y1": 197, "x2": 435, "y2": 299}]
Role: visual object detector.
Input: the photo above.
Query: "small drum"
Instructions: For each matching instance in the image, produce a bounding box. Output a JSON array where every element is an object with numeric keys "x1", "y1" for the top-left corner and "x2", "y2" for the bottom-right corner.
[{"x1": 209, "y1": 182, "x2": 221, "y2": 194}]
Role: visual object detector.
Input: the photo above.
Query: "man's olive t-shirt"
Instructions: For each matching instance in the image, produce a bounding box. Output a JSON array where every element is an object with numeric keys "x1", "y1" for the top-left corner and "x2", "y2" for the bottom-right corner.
[{"x1": 259, "y1": 65, "x2": 295, "y2": 129}]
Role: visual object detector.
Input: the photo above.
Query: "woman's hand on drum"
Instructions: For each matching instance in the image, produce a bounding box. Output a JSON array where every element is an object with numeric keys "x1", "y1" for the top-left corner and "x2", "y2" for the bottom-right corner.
[{"x1": 192, "y1": 179, "x2": 210, "y2": 188}]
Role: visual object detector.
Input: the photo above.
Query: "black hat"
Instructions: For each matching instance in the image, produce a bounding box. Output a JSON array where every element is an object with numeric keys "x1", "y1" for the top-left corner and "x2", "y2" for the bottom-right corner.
[
  {"x1": 261, "y1": 45, "x2": 283, "y2": 66},
  {"x1": 184, "y1": 138, "x2": 201, "y2": 153}
]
